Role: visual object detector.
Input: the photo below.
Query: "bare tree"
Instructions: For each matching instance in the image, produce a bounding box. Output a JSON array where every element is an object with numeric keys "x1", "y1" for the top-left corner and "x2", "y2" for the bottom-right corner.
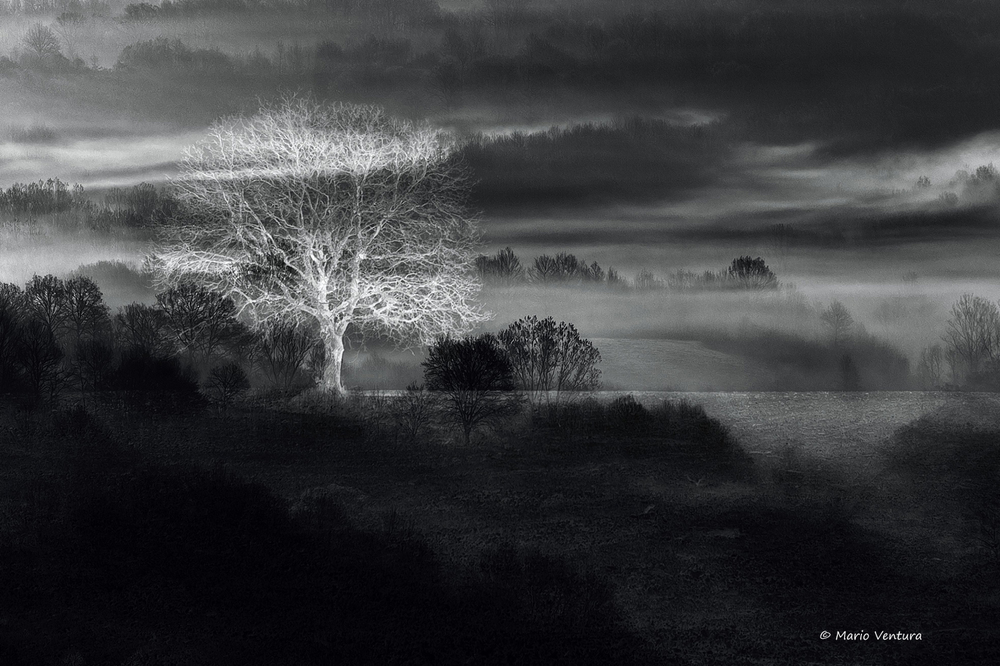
[
  {"x1": 65, "y1": 276, "x2": 110, "y2": 347},
  {"x1": 22, "y1": 24, "x2": 62, "y2": 61},
  {"x1": 820, "y1": 300, "x2": 854, "y2": 348},
  {"x1": 23, "y1": 274, "x2": 69, "y2": 339},
  {"x1": 204, "y1": 362, "x2": 250, "y2": 410},
  {"x1": 943, "y1": 293, "x2": 1000, "y2": 379},
  {"x1": 475, "y1": 246, "x2": 525, "y2": 286},
  {"x1": 529, "y1": 254, "x2": 559, "y2": 283},
  {"x1": 256, "y1": 321, "x2": 318, "y2": 390},
  {"x1": 116, "y1": 303, "x2": 172, "y2": 359},
  {"x1": 153, "y1": 97, "x2": 485, "y2": 394},
  {"x1": 0, "y1": 283, "x2": 24, "y2": 392},
  {"x1": 16, "y1": 320, "x2": 63, "y2": 399},
  {"x1": 156, "y1": 282, "x2": 242, "y2": 364},
  {"x1": 917, "y1": 343, "x2": 944, "y2": 389},
  {"x1": 497, "y1": 315, "x2": 601, "y2": 406},
  {"x1": 423, "y1": 333, "x2": 522, "y2": 445}
]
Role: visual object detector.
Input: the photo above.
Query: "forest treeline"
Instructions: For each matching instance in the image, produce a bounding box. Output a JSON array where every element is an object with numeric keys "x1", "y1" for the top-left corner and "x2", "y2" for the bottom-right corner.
[
  {"x1": 0, "y1": 179, "x2": 176, "y2": 232},
  {"x1": 0, "y1": 270, "x2": 609, "y2": 413},
  {"x1": 476, "y1": 246, "x2": 779, "y2": 292}
]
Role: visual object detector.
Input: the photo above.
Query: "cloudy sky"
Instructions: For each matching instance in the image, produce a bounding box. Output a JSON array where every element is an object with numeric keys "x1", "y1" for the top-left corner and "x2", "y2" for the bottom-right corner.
[{"x1": 2, "y1": 0, "x2": 1000, "y2": 282}]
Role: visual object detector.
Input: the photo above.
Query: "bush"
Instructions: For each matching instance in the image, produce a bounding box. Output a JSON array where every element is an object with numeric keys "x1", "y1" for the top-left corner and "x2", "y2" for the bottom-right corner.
[
  {"x1": 111, "y1": 351, "x2": 204, "y2": 413},
  {"x1": 204, "y1": 363, "x2": 250, "y2": 410},
  {"x1": 605, "y1": 394, "x2": 650, "y2": 433},
  {"x1": 393, "y1": 383, "x2": 435, "y2": 445},
  {"x1": 884, "y1": 417, "x2": 1000, "y2": 561}
]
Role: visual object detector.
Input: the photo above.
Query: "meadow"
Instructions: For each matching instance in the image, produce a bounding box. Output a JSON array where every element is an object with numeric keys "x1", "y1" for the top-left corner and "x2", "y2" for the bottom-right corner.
[{"x1": 1, "y1": 388, "x2": 997, "y2": 664}]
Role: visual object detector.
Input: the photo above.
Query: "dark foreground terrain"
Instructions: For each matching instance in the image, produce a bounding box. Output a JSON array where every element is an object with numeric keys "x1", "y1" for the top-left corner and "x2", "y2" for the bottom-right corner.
[{"x1": 0, "y1": 391, "x2": 997, "y2": 665}]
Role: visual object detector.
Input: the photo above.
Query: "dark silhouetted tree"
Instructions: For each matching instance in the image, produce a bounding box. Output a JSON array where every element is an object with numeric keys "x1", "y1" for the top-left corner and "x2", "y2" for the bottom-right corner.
[
  {"x1": 256, "y1": 321, "x2": 318, "y2": 390},
  {"x1": 943, "y1": 293, "x2": 1000, "y2": 380},
  {"x1": 16, "y1": 320, "x2": 63, "y2": 399},
  {"x1": 727, "y1": 256, "x2": 778, "y2": 290},
  {"x1": 156, "y1": 282, "x2": 243, "y2": 364},
  {"x1": 820, "y1": 300, "x2": 855, "y2": 348},
  {"x1": 423, "y1": 333, "x2": 521, "y2": 444},
  {"x1": 476, "y1": 247, "x2": 525, "y2": 286},
  {"x1": 529, "y1": 254, "x2": 559, "y2": 283},
  {"x1": 116, "y1": 303, "x2": 172, "y2": 359},
  {"x1": 497, "y1": 315, "x2": 601, "y2": 406},
  {"x1": 65, "y1": 276, "x2": 110, "y2": 347},
  {"x1": 23, "y1": 274, "x2": 69, "y2": 340},
  {"x1": 0, "y1": 283, "x2": 24, "y2": 392}
]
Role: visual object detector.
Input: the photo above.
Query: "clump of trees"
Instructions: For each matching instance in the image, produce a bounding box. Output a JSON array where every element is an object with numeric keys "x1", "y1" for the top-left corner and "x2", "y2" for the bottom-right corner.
[
  {"x1": 921, "y1": 293, "x2": 1000, "y2": 389},
  {"x1": 903, "y1": 292, "x2": 1000, "y2": 390},
  {"x1": 0, "y1": 273, "x2": 329, "y2": 409},
  {"x1": 476, "y1": 248, "x2": 779, "y2": 292},
  {"x1": 0, "y1": 179, "x2": 177, "y2": 231},
  {"x1": 423, "y1": 316, "x2": 602, "y2": 442}
]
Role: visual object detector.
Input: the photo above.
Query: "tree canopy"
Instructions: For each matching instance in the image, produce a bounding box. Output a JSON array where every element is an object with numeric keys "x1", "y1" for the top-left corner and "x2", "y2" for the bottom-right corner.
[{"x1": 153, "y1": 96, "x2": 486, "y2": 393}]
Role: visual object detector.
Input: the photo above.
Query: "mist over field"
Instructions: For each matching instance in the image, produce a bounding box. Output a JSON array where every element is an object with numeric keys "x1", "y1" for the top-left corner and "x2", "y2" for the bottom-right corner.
[
  {"x1": 0, "y1": 3, "x2": 996, "y2": 395},
  {"x1": 3, "y1": 0, "x2": 1000, "y2": 384}
]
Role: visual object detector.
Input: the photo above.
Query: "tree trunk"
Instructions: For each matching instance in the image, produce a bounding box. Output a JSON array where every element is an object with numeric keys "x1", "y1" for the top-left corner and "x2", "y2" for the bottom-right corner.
[{"x1": 320, "y1": 327, "x2": 347, "y2": 395}]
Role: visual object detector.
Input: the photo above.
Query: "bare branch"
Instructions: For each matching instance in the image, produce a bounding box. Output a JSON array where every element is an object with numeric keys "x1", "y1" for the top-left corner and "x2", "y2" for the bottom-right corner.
[{"x1": 152, "y1": 96, "x2": 486, "y2": 393}]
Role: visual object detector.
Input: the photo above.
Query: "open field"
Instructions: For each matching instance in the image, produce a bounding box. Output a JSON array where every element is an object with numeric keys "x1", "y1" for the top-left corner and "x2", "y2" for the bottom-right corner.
[
  {"x1": 632, "y1": 391, "x2": 969, "y2": 469},
  {"x1": 2, "y1": 389, "x2": 994, "y2": 664}
]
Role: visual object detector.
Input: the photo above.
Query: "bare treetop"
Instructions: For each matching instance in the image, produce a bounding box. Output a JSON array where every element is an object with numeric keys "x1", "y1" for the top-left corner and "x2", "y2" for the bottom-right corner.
[
  {"x1": 181, "y1": 99, "x2": 449, "y2": 181},
  {"x1": 154, "y1": 96, "x2": 485, "y2": 393}
]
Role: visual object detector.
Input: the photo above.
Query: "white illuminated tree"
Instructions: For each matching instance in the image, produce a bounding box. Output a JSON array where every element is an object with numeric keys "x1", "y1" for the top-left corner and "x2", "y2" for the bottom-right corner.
[{"x1": 153, "y1": 96, "x2": 486, "y2": 394}]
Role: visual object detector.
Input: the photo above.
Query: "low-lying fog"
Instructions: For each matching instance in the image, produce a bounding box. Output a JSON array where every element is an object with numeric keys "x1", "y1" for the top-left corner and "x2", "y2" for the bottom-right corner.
[{"x1": 4, "y1": 0, "x2": 1000, "y2": 390}]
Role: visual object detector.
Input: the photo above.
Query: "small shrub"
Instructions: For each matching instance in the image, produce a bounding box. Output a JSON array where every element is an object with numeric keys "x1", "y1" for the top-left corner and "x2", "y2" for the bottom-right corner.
[
  {"x1": 605, "y1": 394, "x2": 651, "y2": 433},
  {"x1": 394, "y1": 382, "x2": 435, "y2": 445},
  {"x1": 884, "y1": 418, "x2": 1000, "y2": 560},
  {"x1": 204, "y1": 363, "x2": 250, "y2": 410}
]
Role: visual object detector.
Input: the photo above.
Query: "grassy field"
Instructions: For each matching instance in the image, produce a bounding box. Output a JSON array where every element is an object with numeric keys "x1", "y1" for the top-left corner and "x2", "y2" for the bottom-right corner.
[
  {"x1": 0, "y1": 390, "x2": 996, "y2": 664},
  {"x1": 635, "y1": 391, "x2": 964, "y2": 467}
]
